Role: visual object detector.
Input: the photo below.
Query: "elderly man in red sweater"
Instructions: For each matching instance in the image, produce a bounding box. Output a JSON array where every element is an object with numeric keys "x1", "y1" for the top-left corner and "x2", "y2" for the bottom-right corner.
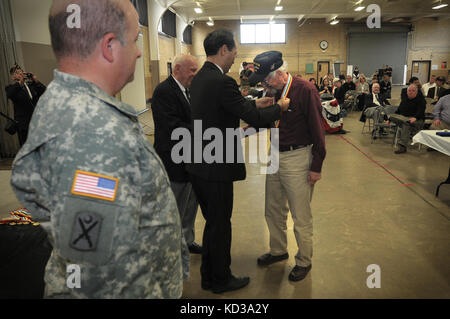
[{"x1": 249, "y1": 51, "x2": 326, "y2": 282}]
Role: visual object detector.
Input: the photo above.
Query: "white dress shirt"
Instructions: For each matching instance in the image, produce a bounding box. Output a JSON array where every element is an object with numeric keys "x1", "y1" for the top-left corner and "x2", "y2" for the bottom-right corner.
[
  {"x1": 372, "y1": 94, "x2": 382, "y2": 106},
  {"x1": 422, "y1": 82, "x2": 436, "y2": 97},
  {"x1": 172, "y1": 75, "x2": 190, "y2": 103}
]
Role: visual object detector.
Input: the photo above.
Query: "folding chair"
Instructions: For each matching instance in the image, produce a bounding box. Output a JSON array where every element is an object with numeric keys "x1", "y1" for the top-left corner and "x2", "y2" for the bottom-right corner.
[{"x1": 370, "y1": 106, "x2": 396, "y2": 144}]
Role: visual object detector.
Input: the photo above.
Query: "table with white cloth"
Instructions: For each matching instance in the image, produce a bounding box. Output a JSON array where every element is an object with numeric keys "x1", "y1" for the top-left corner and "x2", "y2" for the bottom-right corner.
[{"x1": 412, "y1": 130, "x2": 450, "y2": 197}]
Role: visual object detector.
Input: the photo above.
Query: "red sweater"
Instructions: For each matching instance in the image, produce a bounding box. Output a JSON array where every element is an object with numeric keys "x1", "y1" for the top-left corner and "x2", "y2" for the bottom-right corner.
[{"x1": 278, "y1": 76, "x2": 326, "y2": 173}]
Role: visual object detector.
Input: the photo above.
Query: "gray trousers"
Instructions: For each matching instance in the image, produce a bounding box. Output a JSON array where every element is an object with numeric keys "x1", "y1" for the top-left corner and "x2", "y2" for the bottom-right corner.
[
  {"x1": 171, "y1": 181, "x2": 199, "y2": 245},
  {"x1": 389, "y1": 114, "x2": 424, "y2": 147}
]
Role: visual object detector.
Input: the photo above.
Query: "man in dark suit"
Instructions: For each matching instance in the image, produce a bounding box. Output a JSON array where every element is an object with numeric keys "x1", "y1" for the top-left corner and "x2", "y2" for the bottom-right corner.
[
  {"x1": 151, "y1": 54, "x2": 202, "y2": 256},
  {"x1": 5, "y1": 65, "x2": 46, "y2": 146},
  {"x1": 427, "y1": 76, "x2": 446, "y2": 104},
  {"x1": 186, "y1": 29, "x2": 290, "y2": 294},
  {"x1": 379, "y1": 74, "x2": 392, "y2": 99},
  {"x1": 359, "y1": 83, "x2": 391, "y2": 123}
]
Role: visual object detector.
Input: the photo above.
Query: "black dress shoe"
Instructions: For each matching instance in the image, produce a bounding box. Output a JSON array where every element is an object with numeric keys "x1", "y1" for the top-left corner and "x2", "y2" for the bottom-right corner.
[
  {"x1": 188, "y1": 242, "x2": 202, "y2": 254},
  {"x1": 257, "y1": 253, "x2": 289, "y2": 266},
  {"x1": 288, "y1": 264, "x2": 312, "y2": 282},
  {"x1": 212, "y1": 275, "x2": 250, "y2": 294},
  {"x1": 201, "y1": 281, "x2": 212, "y2": 290}
]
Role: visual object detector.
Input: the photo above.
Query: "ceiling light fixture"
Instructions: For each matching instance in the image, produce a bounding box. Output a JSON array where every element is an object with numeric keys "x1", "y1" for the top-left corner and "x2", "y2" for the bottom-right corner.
[
  {"x1": 194, "y1": 7, "x2": 203, "y2": 14},
  {"x1": 432, "y1": 1, "x2": 448, "y2": 9},
  {"x1": 330, "y1": 19, "x2": 340, "y2": 25},
  {"x1": 354, "y1": 6, "x2": 365, "y2": 11},
  {"x1": 275, "y1": 6, "x2": 283, "y2": 11}
]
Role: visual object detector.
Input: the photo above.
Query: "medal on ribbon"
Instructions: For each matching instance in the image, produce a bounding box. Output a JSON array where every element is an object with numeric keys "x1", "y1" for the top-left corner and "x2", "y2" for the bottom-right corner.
[{"x1": 275, "y1": 73, "x2": 293, "y2": 128}]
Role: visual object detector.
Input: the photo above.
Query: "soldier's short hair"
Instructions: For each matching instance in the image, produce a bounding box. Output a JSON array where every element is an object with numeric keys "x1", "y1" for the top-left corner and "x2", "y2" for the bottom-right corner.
[{"x1": 49, "y1": 0, "x2": 128, "y2": 60}]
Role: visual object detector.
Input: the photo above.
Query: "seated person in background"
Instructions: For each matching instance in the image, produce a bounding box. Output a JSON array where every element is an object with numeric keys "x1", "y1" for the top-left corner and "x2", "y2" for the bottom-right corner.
[
  {"x1": 401, "y1": 77, "x2": 424, "y2": 101},
  {"x1": 309, "y1": 78, "x2": 320, "y2": 92},
  {"x1": 240, "y1": 62, "x2": 252, "y2": 88},
  {"x1": 430, "y1": 90, "x2": 450, "y2": 130},
  {"x1": 342, "y1": 75, "x2": 356, "y2": 95},
  {"x1": 369, "y1": 78, "x2": 378, "y2": 93},
  {"x1": 328, "y1": 73, "x2": 335, "y2": 83},
  {"x1": 422, "y1": 75, "x2": 436, "y2": 97},
  {"x1": 333, "y1": 80, "x2": 345, "y2": 105},
  {"x1": 359, "y1": 83, "x2": 391, "y2": 122},
  {"x1": 379, "y1": 74, "x2": 392, "y2": 99},
  {"x1": 319, "y1": 78, "x2": 332, "y2": 95},
  {"x1": 427, "y1": 76, "x2": 446, "y2": 104},
  {"x1": 339, "y1": 71, "x2": 346, "y2": 81},
  {"x1": 356, "y1": 74, "x2": 370, "y2": 110},
  {"x1": 371, "y1": 71, "x2": 379, "y2": 82},
  {"x1": 389, "y1": 84, "x2": 426, "y2": 154}
]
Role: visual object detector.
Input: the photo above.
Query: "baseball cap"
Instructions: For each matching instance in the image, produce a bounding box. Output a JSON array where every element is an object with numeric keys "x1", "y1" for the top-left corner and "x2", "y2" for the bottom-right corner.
[{"x1": 248, "y1": 51, "x2": 283, "y2": 86}]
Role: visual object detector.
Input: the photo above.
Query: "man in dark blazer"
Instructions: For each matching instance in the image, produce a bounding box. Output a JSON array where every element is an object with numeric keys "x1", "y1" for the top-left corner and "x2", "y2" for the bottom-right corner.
[
  {"x1": 5, "y1": 65, "x2": 46, "y2": 146},
  {"x1": 359, "y1": 83, "x2": 391, "y2": 123},
  {"x1": 427, "y1": 76, "x2": 446, "y2": 104},
  {"x1": 186, "y1": 29, "x2": 290, "y2": 294},
  {"x1": 151, "y1": 54, "x2": 202, "y2": 256}
]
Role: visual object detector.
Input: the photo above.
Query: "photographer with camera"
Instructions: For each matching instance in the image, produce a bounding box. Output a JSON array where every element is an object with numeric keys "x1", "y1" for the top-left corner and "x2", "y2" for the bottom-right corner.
[{"x1": 5, "y1": 65, "x2": 46, "y2": 146}]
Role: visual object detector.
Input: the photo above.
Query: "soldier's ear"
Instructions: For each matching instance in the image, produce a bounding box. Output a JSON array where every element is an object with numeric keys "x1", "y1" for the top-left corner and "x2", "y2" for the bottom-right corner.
[{"x1": 101, "y1": 33, "x2": 116, "y2": 63}]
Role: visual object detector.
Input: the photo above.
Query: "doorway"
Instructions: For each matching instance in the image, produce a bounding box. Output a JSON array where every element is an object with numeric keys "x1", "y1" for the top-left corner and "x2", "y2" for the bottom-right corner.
[
  {"x1": 411, "y1": 60, "x2": 431, "y2": 85},
  {"x1": 317, "y1": 61, "x2": 330, "y2": 85}
]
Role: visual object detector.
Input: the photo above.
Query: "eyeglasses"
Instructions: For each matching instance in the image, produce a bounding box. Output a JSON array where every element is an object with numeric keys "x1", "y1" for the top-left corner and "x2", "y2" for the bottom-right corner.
[{"x1": 262, "y1": 78, "x2": 271, "y2": 87}]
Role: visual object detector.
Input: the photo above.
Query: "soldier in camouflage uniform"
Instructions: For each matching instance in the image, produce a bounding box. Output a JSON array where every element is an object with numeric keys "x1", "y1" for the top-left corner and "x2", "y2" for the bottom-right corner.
[{"x1": 10, "y1": 0, "x2": 184, "y2": 298}]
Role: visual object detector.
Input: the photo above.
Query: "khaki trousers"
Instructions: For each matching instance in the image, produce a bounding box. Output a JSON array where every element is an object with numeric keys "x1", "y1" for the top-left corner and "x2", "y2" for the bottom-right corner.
[
  {"x1": 430, "y1": 120, "x2": 450, "y2": 130},
  {"x1": 265, "y1": 145, "x2": 314, "y2": 267}
]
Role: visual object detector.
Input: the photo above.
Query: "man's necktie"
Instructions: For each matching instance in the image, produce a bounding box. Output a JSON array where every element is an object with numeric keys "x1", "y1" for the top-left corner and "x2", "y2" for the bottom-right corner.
[{"x1": 185, "y1": 88, "x2": 191, "y2": 103}]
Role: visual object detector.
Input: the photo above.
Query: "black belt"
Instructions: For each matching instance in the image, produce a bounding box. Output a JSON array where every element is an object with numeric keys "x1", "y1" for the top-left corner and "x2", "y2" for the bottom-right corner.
[{"x1": 279, "y1": 144, "x2": 309, "y2": 152}]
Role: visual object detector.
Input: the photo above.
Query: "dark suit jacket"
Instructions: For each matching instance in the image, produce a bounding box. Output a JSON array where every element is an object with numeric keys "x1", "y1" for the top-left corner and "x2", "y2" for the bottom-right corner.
[
  {"x1": 364, "y1": 93, "x2": 390, "y2": 108},
  {"x1": 5, "y1": 80, "x2": 46, "y2": 129},
  {"x1": 427, "y1": 86, "x2": 445, "y2": 100},
  {"x1": 186, "y1": 62, "x2": 281, "y2": 182},
  {"x1": 151, "y1": 75, "x2": 192, "y2": 182},
  {"x1": 359, "y1": 93, "x2": 391, "y2": 122}
]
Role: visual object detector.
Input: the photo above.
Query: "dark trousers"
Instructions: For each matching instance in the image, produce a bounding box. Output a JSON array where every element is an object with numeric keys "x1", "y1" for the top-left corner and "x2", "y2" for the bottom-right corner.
[
  {"x1": 17, "y1": 128, "x2": 28, "y2": 146},
  {"x1": 189, "y1": 174, "x2": 233, "y2": 287}
]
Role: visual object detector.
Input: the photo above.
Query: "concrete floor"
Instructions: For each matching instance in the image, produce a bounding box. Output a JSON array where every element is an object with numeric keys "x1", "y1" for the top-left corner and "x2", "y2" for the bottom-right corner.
[{"x1": 1, "y1": 86, "x2": 449, "y2": 298}]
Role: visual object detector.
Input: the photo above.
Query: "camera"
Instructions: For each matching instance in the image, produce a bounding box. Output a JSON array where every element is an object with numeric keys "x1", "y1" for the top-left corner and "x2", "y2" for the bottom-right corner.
[{"x1": 26, "y1": 73, "x2": 33, "y2": 79}]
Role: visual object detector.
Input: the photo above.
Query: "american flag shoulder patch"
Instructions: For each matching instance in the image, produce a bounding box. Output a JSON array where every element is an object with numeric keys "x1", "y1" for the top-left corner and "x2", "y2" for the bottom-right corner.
[{"x1": 71, "y1": 170, "x2": 119, "y2": 202}]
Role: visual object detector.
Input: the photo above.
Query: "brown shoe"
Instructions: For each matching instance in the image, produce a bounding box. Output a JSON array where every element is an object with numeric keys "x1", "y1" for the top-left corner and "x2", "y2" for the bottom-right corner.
[{"x1": 394, "y1": 144, "x2": 407, "y2": 154}]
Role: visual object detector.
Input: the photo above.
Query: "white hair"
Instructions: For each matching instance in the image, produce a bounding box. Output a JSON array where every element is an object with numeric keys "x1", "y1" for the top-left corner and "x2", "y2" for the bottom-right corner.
[
  {"x1": 173, "y1": 54, "x2": 195, "y2": 68},
  {"x1": 266, "y1": 60, "x2": 288, "y2": 80}
]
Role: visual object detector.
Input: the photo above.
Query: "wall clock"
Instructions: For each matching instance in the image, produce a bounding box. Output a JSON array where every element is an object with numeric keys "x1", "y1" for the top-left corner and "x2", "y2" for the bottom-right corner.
[{"x1": 320, "y1": 40, "x2": 329, "y2": 50}]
